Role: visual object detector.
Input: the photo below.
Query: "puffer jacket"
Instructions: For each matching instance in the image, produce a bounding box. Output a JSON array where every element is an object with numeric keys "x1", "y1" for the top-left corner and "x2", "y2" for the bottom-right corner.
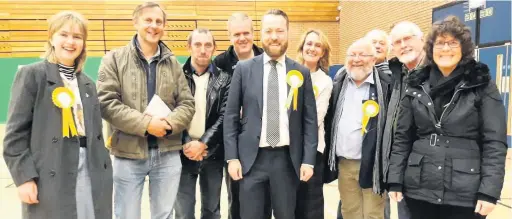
[{"x1": 387, "y1": 60, "x2": 508, "y2": 207}]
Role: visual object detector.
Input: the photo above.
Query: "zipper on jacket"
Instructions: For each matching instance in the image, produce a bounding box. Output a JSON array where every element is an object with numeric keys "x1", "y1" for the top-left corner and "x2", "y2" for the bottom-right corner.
[
  {"x1": 205, "y1": 73, "x2": 215, "y2": 118},
  {"x1": 420, "y1": 83, "x2": 465, "y2": 129}
]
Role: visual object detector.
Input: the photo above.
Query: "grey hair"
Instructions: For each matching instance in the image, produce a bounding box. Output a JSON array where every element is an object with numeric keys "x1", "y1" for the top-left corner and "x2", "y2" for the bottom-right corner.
[
  {"x1": 390, "y1": 21, "x2": 423, "y2": 41},
  {"x1": 365, "y1": 29, "x2": 391, "y2": 49},
  {"x1": 347, "y1": 38, "x2": 377, "y2": 57}
]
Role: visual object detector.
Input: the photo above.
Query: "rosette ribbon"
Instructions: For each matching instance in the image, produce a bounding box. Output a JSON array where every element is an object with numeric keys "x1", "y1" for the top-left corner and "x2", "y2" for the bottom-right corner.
[
  {"x1": 285, "y1": 70, "x2": 304, "y2": 111},
  {"x1": 52, "y1": 87, "x2": 78, "y2": 138},
  {"x1": 361, "y1": 100, "x2": 379, "y2": 135}
]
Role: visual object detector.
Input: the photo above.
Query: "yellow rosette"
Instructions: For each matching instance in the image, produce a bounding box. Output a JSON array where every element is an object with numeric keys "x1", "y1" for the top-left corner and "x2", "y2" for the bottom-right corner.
[
  {"x1": 52, "y1": 87, "x2": 78, "y2": 138},
  {"x1": 361, "y1": 100, "x2": 379, "y2": 135},
  {"x1": 313, "y1": 85, "x2": 319, "y2": 100},
  {"x1": 285, "y1": 70, "x2": 304, "y2": 110}
]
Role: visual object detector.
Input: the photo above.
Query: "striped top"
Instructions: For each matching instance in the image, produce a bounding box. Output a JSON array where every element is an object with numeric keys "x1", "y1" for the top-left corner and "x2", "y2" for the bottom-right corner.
[
  {"x1": 58, "y1": 63, "x2": 76, "y2": 80},
  {"x1": 375, "y1": 61, "x2": 392, "y2": 75},
  {"x1": 57, "y1": 63, "x2": 86, "y2": 136}
]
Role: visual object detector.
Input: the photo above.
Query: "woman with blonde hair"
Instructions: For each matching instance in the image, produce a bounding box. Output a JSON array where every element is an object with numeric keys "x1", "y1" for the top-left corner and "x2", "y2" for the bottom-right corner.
[
  {"x1": 3, "y1": 11, "x2": 112, "y2": 219},
  {"x1": 295, "y1": 29, "x2": 334, "y2": 219}
]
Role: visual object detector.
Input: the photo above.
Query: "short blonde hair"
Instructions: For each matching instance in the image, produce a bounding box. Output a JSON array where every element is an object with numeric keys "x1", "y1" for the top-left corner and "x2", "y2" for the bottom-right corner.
[
  {"x1": 296, "y1": 29, "x2": 332, "y2": 73},
  {"x1": 44, "y1": 11, "x2": 88, "y2": 72},
  {"x1": 227, "y1": 12, "x2": 253, "y2": 34}
]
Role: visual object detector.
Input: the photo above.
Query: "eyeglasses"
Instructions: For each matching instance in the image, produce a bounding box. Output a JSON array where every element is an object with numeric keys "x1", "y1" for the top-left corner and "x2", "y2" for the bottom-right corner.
[
  {"x1": 347, "y1": 54, "x2": 374, "y2": 59},
  {"x1": 434, "y1": 41, "x2": 460, "y2": 49}
]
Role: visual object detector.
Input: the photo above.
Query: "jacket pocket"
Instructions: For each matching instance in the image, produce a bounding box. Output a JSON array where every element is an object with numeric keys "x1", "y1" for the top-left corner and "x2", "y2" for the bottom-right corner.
[
  {"x1": 451, "y1": 158, "x2": 481, "y2": 194},
  {"x1": 404, "y1": 152, "x2": 424, "y2": 188},
  {"x1": 112, "y1": 130, "x2": 140, "y2": 154}
]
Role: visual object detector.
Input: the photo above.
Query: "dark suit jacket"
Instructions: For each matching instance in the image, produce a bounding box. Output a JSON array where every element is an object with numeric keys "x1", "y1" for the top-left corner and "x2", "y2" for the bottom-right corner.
[{"x1": 223, "y1": 54, "x2": 318, "y2": 177}]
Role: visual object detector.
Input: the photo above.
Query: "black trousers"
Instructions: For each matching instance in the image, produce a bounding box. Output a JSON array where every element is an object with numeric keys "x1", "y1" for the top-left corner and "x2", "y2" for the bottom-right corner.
[
  {"x1": 225, "y1": 167, "x2": 272, "y2": 219},
  {"x1": 296, "y1": 151, "x2": 325, "y2": 219},
  {"x1": 406, "y1": 196, "x2": 486, "y2": 219},
  {"x1": 239, "y1": 147, "x2": 299, "y2": 219}
]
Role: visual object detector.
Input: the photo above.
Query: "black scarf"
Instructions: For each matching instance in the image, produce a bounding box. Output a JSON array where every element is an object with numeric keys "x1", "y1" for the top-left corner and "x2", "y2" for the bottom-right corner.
[{"x1": 428, "y1": 66, "x2": 464, "y2": 116}]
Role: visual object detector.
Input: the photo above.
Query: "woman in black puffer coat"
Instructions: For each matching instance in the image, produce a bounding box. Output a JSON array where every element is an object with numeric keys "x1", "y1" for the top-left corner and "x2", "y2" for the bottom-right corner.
[{"x1": 387, "y1": 16, "x2": 507, "y2": 219}]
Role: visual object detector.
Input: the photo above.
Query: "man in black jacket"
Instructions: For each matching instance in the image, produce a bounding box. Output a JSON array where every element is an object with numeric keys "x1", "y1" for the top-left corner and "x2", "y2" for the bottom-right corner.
[
  {"x1": 324, "y1": 38, "x2": 391, "y2": 219},
  {"x1": 213, "y1": 12, "x2": 269, "y2": 219},
  {"x1": 213, "y1": 12, "x2": 264, "y2": 75},
  {"x1": 173, "y1": 28, "x2": 231, "y2": 219},
  {"x1": 381, "y1": 21, "x2": 426, "y2": 219}
]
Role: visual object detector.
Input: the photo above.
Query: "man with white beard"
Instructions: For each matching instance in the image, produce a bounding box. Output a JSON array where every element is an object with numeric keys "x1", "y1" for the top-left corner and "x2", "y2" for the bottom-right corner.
[
  {"x1": 324, "y1": 38, "x2": 391, "y2": 219},
  {"x1": 381, "y1": 21, "x2": 426, "y2": 219}
]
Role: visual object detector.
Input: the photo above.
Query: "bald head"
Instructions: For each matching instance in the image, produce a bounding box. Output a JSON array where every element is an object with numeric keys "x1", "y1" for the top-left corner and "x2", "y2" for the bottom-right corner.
[
  {"x1": 365, "y1": 29, "x2": 389, "y2": 63},
  {"x1": 347, "y1": 38, "x2": 376, "y2": 56},
  {"x1": 346, "y1": 38, "x2": 376, "y2": 83}
]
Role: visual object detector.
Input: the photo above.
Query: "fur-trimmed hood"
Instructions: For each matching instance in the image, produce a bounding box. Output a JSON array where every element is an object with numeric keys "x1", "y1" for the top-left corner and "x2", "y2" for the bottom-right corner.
[{"x1": 407, "y1": 59, "x2": 491, "y2": 88}]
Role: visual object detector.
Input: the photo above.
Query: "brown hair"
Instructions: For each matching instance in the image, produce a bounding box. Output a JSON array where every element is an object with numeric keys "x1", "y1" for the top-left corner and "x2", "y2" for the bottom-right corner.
[
  {"x1": 296, "y1": 29, "x2": 332, "y2": 73},
  {"x1": 263, "y1": 9, "x2": 289, "y2": 29},
  {"x1": 132, "y1": 2, "x2": 167, "y2": 23},
  {"x1": 187, "y1": 28, "x2": 217, "y2": 48},
  {"x1": 424, "y1": 16, "x2": 475, "y2": 65},
  {"x1": 44, "y1": 11, "x2": 88, "y2": 72}
]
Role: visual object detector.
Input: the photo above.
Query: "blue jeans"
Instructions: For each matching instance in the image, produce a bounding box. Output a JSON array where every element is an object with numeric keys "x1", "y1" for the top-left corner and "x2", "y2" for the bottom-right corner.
[
  {"x1": 173, "y1": 158, "x2": 224, "y2": 219},
  {"x1": 113, "y1": 149, "x2": 182, "y2": 219},
  {"x1": 76, "y1": 148, "x2": 94, "y2": 219}
]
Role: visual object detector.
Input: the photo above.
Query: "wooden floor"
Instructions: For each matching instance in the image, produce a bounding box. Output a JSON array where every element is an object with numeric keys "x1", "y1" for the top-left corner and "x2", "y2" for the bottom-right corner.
[{"x1": 0, "y1": 125, "x2": 510, "y2": 219}]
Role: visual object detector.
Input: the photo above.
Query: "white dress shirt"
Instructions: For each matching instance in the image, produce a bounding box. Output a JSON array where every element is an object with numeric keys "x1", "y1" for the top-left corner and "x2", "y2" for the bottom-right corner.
[
  {"x1": 336, "y1": 72, "x2": 374, "y2": 159},
  {"x1": 259, "y1": 53, "x2": 290, "y2": 147},
  {"x1": 188, "y1": 72, "x2": 210, "y2": 140}
]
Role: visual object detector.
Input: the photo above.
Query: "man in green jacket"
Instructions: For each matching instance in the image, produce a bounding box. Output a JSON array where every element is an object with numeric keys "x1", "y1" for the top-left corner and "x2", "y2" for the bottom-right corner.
[{"x1": 96, "y1": 2, "x2": 195, "y2": 219}]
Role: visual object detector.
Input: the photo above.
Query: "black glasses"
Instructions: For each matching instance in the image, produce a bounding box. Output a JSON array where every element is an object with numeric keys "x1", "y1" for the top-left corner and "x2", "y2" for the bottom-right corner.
[{"x1": 434, "y1": 41, "x2": 460, "y2": 49}]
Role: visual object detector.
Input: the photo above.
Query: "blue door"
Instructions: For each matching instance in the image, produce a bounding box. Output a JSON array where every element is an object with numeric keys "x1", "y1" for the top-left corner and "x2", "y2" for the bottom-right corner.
[
  {"x1": 478, "y1": 45, "x2": 511, "y2": 147},
  {"x1": 479, "y1": 1, "x2": 512, "y2": 45}
]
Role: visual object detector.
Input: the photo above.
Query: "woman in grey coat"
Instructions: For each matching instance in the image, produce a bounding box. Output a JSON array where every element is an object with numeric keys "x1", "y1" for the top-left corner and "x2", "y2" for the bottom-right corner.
[{"x1": 3, "y1": 11, "x2": 113, "y2": 219}]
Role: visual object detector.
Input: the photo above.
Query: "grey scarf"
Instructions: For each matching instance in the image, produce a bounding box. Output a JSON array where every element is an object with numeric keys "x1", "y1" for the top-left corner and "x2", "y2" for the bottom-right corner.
[{"x1": 328, "y1": 67, "x2": 386, "y2": 194}]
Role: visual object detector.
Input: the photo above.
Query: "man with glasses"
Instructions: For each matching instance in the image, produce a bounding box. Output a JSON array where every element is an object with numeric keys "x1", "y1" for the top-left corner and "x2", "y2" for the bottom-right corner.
[
  {"x1": 381, "y1": 21, "x2": 426, "y2": 219},
  {"x1": 324, "y1": 38, "x2": 391, "y2": 219}
]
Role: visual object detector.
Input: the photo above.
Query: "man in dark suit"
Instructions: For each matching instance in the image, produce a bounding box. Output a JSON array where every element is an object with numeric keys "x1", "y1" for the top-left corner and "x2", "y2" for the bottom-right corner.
[{"x1": 223, "y1": 9, "x2": 318, "y2": 219}]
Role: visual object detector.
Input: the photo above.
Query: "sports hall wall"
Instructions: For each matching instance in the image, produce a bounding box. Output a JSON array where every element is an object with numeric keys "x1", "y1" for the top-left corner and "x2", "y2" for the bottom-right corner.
[
  {"x1": 338, "y1": 1, "x2": 447, "y2": 63},
  {"x1": 0, "y1": 0, "x2": 341, "y2": 122}
]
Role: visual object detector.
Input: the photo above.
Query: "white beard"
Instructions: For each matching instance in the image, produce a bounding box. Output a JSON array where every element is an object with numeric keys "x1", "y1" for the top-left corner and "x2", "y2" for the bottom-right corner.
[{"x1": 398, "y1": 51, "x2": 418, "y2": 64}]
